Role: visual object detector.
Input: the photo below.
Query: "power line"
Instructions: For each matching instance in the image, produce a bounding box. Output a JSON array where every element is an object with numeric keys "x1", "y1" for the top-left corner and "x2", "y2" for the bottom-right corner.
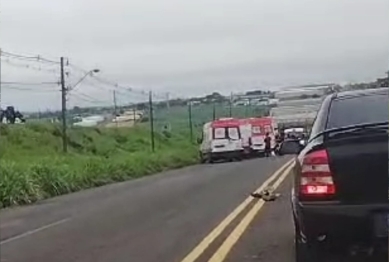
[
  {"x1": 67, "y1": 66, "x2": 150, "y2": 100},
  {"x1": 1, "y1": 57, "x2": 60, "y2": 74},
  {"x1": 69, "y1": 90, "x2": 110, "y2": 105},
  {"x1": 2, "y1": 50, "x2": 169, "y2": 101},
  {"x1": 81, "y1": 78, "x2": 149, "y2": 99},
  {"x1": 91, "y1": 74, "x2": 166, "y2": 100},
  {"x1": 68, "y1": 63, "x2": 166, "y2": 100},
  {"x1": 1, "y1": 81, "x2": 59, "y2": 85},
  {"x1": 2, "y1": 85, "x2": 59, "y2": 92},
  {"x1": 1, "y1": 50, "x2": 60, "y2": 65},
  {"x1": 64, "y1": 72, "x2": 144, "y2": 100},
  {"x1": 70, "y1": 90, "x2": 141, "y2": 106}
]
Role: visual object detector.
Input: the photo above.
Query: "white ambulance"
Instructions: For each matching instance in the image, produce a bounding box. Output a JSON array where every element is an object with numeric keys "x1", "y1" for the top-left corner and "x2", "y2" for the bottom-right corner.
[
  {"x1": 198, "y1": 118, "x2": 244, "y2": 163},
  {"x1": 245, "y1": 117, "x2": 278, "y2": 155}
]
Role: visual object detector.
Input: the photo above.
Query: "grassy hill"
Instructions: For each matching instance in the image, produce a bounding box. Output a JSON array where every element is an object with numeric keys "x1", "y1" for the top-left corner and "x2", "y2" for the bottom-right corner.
[{"x1": 0, "y1": 123, "x2": 198, "y2": 208}]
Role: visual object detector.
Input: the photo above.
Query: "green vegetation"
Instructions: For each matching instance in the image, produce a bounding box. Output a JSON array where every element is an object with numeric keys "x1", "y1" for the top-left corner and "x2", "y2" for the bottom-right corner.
[
  {"x1": 152, "y1": 103, "x2": 268, "y2": 132},
  {"x1": 1, "y1": 101, "x2": 268, "y2": 209},
  {"x1": 0, "y1": 122, "x2": 198, "y2": 208}
]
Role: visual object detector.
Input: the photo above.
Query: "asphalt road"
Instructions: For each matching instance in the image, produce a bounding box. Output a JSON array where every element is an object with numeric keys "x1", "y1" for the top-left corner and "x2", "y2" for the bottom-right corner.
[
  {"x1": 0, "y1": 156, "x2": 290, "y2": 262},
  {"x1": 5, "y1": 155, "x2": 377, "y2": 262},
  {"x1": 224, "y1": 178, "x2": 387, "y2": 262}
]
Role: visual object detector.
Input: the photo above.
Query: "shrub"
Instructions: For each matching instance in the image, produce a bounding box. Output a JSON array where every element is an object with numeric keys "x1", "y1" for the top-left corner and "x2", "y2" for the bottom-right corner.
[{"x1": 0, "y1": 124, "x2": 197, "y2": 208}]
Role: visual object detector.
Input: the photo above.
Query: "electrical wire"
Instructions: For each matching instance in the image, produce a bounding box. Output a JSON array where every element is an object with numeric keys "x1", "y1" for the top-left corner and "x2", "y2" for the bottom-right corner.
[
  {"x1": 69, "y1": 91, "x2": 110, "y2": 105},
  {"x1": 1, "y1": 57, "x2": 61, "y2": 75},
  {"x1": 2, "y1": 85, "x2": 60, "y2": 92},
  {"x1": 1, "y1": 50, "x2": 60, "y2": 65},
  {"x1": 68, "y1": 63, "x2": 166, "y2": 100},
  {"x1": 2, "y1": 50, "x2": 169, "y2": 107},
  {"x1": 66, "y1": 68, "x2": 151, "y2": 102},
  {"x1": 80, "y1": 78, "x2": 149, "y2": 99},
  {"x1": 1, "y1": 81, "x2": 59, "y2": 85}
]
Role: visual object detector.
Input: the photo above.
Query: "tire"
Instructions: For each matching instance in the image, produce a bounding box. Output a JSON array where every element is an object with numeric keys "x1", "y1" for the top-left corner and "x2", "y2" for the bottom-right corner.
[
  {"x1": 257, "y1": 152, "x2": 265, "y2": 158},
  {"x1": 200, "y1": 152, "x2": 212, "y2": 164},
  {"x1": 199, "y1": 152, "x2": 206, "y2": 163}
]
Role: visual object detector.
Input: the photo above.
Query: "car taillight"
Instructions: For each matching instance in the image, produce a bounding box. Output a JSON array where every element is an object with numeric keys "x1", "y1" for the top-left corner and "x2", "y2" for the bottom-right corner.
[{"x1": 300, "y1": 149, "x2": 336, "y2": 197}]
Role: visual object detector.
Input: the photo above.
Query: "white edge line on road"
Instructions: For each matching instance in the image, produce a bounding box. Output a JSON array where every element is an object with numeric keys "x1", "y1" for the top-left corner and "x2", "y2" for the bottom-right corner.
[{"x1": 0, "y1": 218, "x2": 71, "y2": 245}]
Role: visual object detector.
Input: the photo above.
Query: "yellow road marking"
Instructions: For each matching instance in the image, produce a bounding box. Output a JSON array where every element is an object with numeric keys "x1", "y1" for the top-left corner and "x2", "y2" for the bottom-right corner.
[
  {"x1": 180, "y1": 159, "x2": 294, "y2": 262},
  {"x1": 208, "y1": 162, "x2": 294, "y2": 262}
]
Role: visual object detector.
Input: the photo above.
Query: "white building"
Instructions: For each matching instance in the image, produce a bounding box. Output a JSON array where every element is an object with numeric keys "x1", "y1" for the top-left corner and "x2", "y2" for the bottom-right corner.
[{"x1": 275, "y1": 85, "x2": 331, "y2": 100}]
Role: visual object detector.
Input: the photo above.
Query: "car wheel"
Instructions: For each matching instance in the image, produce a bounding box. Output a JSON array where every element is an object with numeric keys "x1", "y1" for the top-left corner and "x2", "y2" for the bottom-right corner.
[
  {"x1": 199, "y1": 152, "x2": 206, "y2": 163},
  {"x1": 201, "y1": 153, "x2": 213, "y2": 164}
]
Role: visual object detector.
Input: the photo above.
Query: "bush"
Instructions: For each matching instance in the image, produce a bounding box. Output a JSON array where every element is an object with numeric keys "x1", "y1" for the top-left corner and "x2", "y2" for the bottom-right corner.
[{"x1": 0, "y1": 123, "x2": 197, "y2": 208}]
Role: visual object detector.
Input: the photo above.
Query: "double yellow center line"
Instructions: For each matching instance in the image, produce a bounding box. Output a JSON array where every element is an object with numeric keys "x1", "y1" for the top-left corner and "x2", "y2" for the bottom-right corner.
[{"x1": 181, "y1": 159, "x2": 295, "y2": 262}]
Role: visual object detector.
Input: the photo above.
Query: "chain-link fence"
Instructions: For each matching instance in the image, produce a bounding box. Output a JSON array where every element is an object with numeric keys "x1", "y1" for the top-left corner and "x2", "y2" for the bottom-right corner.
[{"x1": 150, "y1": 99, "x2": 270, "y2": 147}]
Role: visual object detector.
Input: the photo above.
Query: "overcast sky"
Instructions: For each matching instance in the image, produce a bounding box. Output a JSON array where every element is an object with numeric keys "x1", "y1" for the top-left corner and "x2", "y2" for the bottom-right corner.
[{"x1": 1, "y1": 0, "x2": 388, "y2": 111}]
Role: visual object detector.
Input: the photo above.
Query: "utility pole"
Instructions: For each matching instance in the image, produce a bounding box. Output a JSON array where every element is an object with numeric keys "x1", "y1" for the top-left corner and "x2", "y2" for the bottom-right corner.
[
  {"x1": 149, "y1": 91, "x2": 155, "y2": 152},
  {"x1": 166, "y1": 92, "x2": 170, "y2": 131},
  {"x1": 245, "y1": 100, "x2": 248, "y2": 117},
  {"x1": 166, "y1": 92, "x2": 170, "y2": 111},
  {"x1": 188, "y1": 101, "x2": 193, "y2": 142},
  {"x1": 229, "y1": 92, "x2": 233, "y2": 117},
  {"x1": 113, "y1": 90, "x2": 118, "y2": 128},
  {"x1": 212, "y1": 102, "x2": 216, "y2": 120},
  {"x1": 113, "y1": 90, "x2": 117, "y2": 115},
  {"x1": 60, "y1": 57, "x2": 67, "y2": 153},
  {"x1": 133, "y1": 106, "x2": 136, "y2": 125}
]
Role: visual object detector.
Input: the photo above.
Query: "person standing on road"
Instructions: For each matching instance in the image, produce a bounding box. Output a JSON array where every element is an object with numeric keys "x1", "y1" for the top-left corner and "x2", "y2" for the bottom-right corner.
[
  {"x1": 274, "y1": 133, "x2": 282, "y2": 155},
  {"x1": 264, "y1": 132, "x2": 271, "y2": 157}
]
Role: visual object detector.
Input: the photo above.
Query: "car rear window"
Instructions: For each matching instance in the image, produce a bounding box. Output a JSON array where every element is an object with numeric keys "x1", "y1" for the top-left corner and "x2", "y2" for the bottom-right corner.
[
  {"x1": 228, "y1": 127, "x2": 240, "y2": 140},
  {"x1": 213, "y1": 128, "x2": 226, "y2": 139},
  {"x1": 213, "y1": 127, "x2": 241, "y2": 139},
  {"x1": 327, "y1": 92, "x2": 388, "y2": 128}
]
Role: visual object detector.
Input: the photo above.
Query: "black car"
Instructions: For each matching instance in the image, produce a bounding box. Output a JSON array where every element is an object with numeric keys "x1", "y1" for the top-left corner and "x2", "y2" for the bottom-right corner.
[
  {"x1": 289, "y1": 88, "x2": 388, "y2": 261},
  {"x1": 277, "y1": 138, "x2": 303, "y2": 155}
]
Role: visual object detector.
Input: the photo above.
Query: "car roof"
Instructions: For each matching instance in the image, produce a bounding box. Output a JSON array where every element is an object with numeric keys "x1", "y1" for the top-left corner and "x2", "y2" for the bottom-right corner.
[
  {"x1": 211, "y1": 118, "x2": 241, "y2": 128},
  {"x1": 333, "y1": 87, "x2": 388, "y2": 100}
]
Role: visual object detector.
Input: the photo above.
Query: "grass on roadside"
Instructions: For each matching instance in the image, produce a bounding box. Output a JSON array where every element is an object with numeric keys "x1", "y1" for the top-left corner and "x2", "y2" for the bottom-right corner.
[{"x1": 0, "y1": 123, "x2": 198, "y2": 208}]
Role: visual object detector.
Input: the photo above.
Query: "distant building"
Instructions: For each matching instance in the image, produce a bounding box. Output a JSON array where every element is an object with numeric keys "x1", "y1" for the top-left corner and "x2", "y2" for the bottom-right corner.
[
  {"x1": 268, "y1": 99, "x2": 279, "y2": 106},
  {"x1": 275, "y1": 88, "x2": 328, "y2": 100}
]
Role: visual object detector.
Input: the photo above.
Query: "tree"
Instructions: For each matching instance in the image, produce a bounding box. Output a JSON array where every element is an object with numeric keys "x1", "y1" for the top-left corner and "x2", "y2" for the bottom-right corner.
[
  {"x1": 72, "y1": 106, "x2": 82, "y2": 114},
  {"x1": 245, "y1": 90, "x2": 263, "y2": 96},
  {"x1": 299, "y1": 94, "x2": 309, "y2": 99}
]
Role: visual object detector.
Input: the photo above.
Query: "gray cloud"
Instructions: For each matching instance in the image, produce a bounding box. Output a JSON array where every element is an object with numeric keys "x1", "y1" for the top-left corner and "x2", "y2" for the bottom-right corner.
[{"x1": 1, "y1": 0, "x2": 388, "y2": 111}]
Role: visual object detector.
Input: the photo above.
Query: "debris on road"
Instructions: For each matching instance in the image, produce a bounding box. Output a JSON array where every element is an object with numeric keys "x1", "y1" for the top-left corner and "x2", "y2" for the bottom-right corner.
[{"x1": 250, "y1": 186, "x2": 281, "y2": 201}]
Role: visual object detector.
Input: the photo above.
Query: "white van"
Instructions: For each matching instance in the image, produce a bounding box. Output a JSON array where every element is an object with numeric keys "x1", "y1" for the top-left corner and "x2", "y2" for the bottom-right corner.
[
  {"x1": 199, "y1": 118, "x2": 244, "y2": 163},
  {"x1": 239, "y1": 117, "x2": 278, "y2": 155}
]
